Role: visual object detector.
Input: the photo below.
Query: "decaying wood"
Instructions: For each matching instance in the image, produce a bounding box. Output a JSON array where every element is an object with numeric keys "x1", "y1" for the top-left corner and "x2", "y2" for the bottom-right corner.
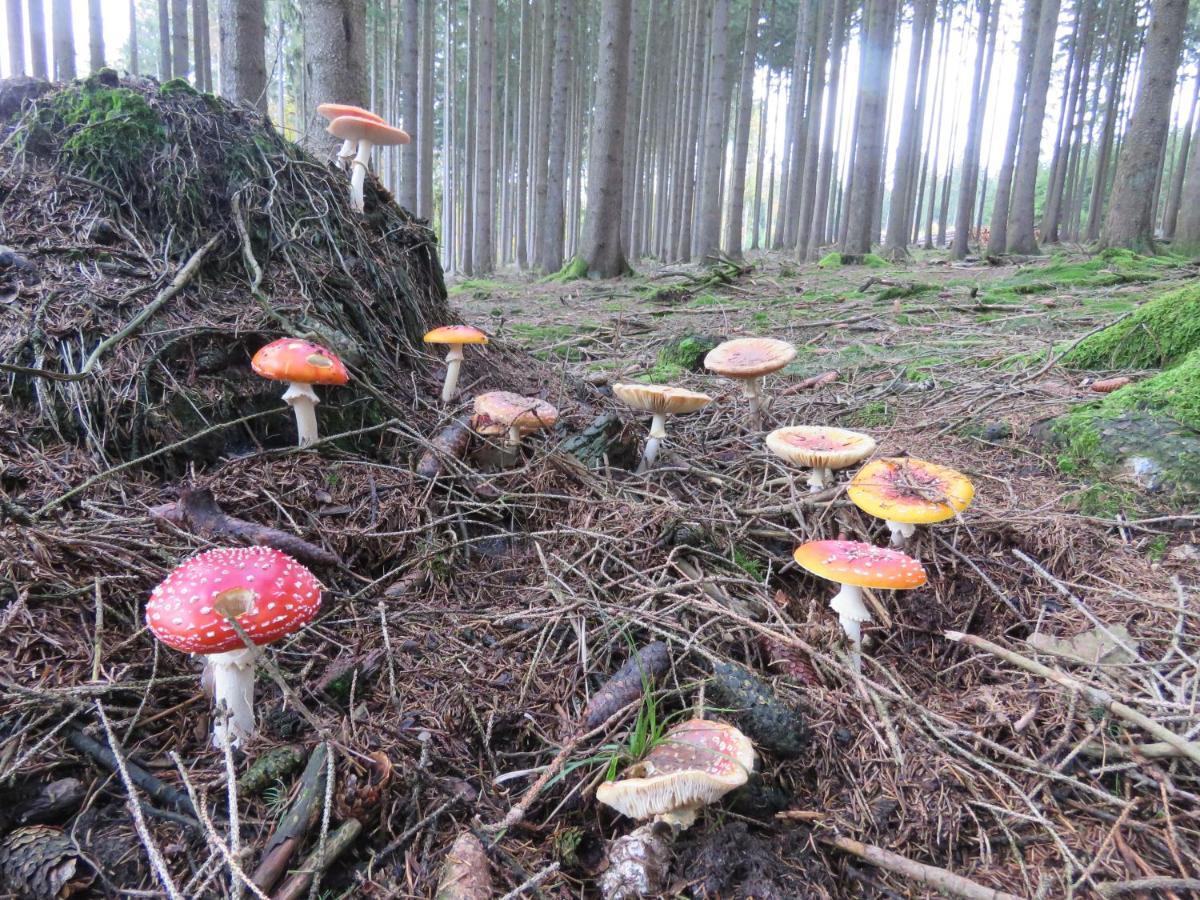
[
  {"x1": 251, "y1": 742, "x2": 329, "y2": 893},
  {"x1": 435, "y1": 831, "x2": 493, "y2": 900},
  {"x1": 0, "y1": 777, "x2": 86, "y2": 830},
  {"x1": 237, "y1": 745, "x2": 306, "y2": 795},
  {"x1": 270, "y1": 818, "x2": 361, "y2": 900},
  {"x1": 780, "y1": 370, "x2": 839, "y2": 395},
  {"x1": 65, "y1": 729, "x2": 194, "y2": 815},
  {"x1": 583, "y1": 642, "x2": 670, "y2": 728},
  {"x1": 150, "y1": 488, "x2": 340, "y2": 568},
  {"x1": 821, "y1": 835, "x2": 1023, "y2": 900},
  {"x1": 417, "y1": 418, "x2": 474, "y2": 479}
]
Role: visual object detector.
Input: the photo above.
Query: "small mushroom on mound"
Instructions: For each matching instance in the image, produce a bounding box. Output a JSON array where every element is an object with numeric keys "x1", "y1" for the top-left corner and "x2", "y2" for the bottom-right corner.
[
  {"x1": 326, "y1": 115, "x2": 412, "y2": 212},
  {"x1": 848, "y1": 457, "x2": 974, "y2": 547},
  {"x1": 792, "y1": 539, "x2": 926, "y2": 669},
  {"x1": 703, "y1": 338, "x2": 796, "y2": 426},
  {"x1": 765, "y1": 425, "x2": 876, "y2": 491},
  {"x1": 146, "y1": 547, "x2": 322, "y2": 748},
  {"x1": 424, "y1": 325, "x2": 489, "y2": 402},
  {"x1": 251, "y1": 338, "x2": 350, "y2": 447},
  {"x1": 612, "y1": 383, "x2": 712, "y2": 472},
  {"x1": 473, "y1": 391, "x2": 558, "y2": 463},
  {"x1": 315, "y1": 103, "x2": 386, "y2": 169}
]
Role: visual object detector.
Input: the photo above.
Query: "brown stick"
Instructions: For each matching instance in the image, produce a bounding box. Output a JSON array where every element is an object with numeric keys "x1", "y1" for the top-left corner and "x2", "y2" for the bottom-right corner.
[
  {"x1": 251, "y1": 743, "x2": 329, "y2": 893},
  {"x1": 822, "y1": 835, "x2": 1023, "y2": 900},
  {"x1": 269, "y1": 818, "x2": 361, "y2": 900},
  {"x1": 416, "y1": 418, "x2": 474, "y2": 479}
]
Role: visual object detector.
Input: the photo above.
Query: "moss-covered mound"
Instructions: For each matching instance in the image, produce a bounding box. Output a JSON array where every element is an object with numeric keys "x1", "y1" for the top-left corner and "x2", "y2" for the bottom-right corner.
[
  {"x1": 1061, "y1": 280, "x2": 1200, "y2": 370},
  {"x1": 995, "y1": 248, "x2": 1178, "y2": 299}
]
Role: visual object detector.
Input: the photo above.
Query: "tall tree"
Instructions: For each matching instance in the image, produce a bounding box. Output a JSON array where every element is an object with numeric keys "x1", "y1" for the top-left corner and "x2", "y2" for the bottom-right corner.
[
  {"x1": 1101, "y1": 0, "x2": 1190, "y2": 251},
  {"x1": 989, "y1": 0, "x2": 1041, "y2": 253},
  {"x1": 884, "y1": 0, "x2": 934, "y2": 257},
  {"x1": 417, "y1": 0, "x2": 435, "y2": 221},
  {"x1": 1163, "y1": 76, "x2": 1200, "y2": 240},
  {"x1": 158, "y1": 0, "x2": 171, "y2": 78},
  {"x1": 128, "y1": 0, "x2": 139, "y2": 74},
  {"x1": 794, "y1": 0, "x2": 829, "y2": 256},
  {"x1": 193, "y1": 0, "x2": 211, "y2": 90},
  {"x1": 806, "y1": 0, "x2": 848, "y2": 259},
  {"x1": 842, "y1": 0, "x2": 897, "y2": 255},
  {"x1": 724, "y1": 0, "x2": 761, "y2": 259},
  {"x1": 577, "y1": 0, "x2": 633, "y2": 276},
  {"x1": 1007, "y1": 0, "x2": 1060, "y2": 254},
  {"x1": 51, "y1": 0, "x2": 74, "y2": 80},
  {"x1": 473, "y1": 0, "x2": 495, "y2": 272},
  {"x1": 87, "y1": 0, "x2": 104, "y2": 71},
  {"x1": 218, "y1": 0, "x2": 266, "y2": 110},
  {"x1": 694, "y1": 0, "x2": 731, "y2": 261},
  {"x1": 7, "y1": 0, "x2": 25, "y2": 76},
  {"x1": 952, "y1": 0, "x2": 999, "y2": 259},
  {"x1": 537, "y1": 0, "x2": 572, "y2": 272},
  {"x1": 1176, "y1": 111, "x2": 1200, "y2": 249},
  {"x1": 398, "y1": 0, "x2": 419, "y2": 211},
  {"x1": 28, "y1": 0, "x2": 48, "y2": 78},
  {"x1": 171, "y1": 0, "x2": 188, "y2": 77},
  {"x1": 302, "y1": 0, "x2": 367, "y2": 154}
]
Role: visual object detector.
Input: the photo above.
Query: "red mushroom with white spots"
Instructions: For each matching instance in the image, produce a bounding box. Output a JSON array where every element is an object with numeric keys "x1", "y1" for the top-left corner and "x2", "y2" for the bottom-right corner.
[
  {"x1": 146, "y1": 547, "x2": 322, "y2": 749},
  {"x1": 792, "y1": 539, "x2": 926, "y2": 670}
]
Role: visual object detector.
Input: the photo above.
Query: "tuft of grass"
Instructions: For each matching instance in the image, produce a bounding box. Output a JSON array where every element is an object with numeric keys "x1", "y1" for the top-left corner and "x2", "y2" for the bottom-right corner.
[
  {"x1": 447, "y1": 277, "x2": 505, "y2": 297},
  {"x1": 845, "y1": 399, "x2": 895, "y2": 428},
  {"x1": 732, "y1": 547, "x2": 765, "y2": 580}
]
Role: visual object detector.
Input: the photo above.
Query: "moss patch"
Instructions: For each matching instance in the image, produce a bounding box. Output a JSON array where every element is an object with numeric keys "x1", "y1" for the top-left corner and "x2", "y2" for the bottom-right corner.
[
  {"x1": 1062, "y1": 280, "x2": 1200, "y2": 370},
  {"x1": 657, "y1": 335, "x2": 720, "y2": 372},
  {"x1": 990, "y1": 249, "x2": 1176, "y2": 299},
  {"x1": 817, "y1": 252, "x2": 842, "y2": 268}
]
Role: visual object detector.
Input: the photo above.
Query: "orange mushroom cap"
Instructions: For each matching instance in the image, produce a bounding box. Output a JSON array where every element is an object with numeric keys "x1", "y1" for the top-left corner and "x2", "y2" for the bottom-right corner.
[
  {"x1": 473, "y1": 391, "x2": 558, "y2": 431},
  {"x1": 704, "y1": 338, "x2": 797, "y2": 379},
  {"x1": 251, "y1": 338, "x2": 349, "y2": 386},
  {"x1": 793, "y1": 539, "x2": 927, "y2": 590},
  {"x1": 848, "y1": 457, "x2": 974, "y2": 525},
  {"x1": 316, "y1": 103, "x2": 386, "y2": 125},
  {"x1": 424, "y1": 325, "x2": 489, "y2": 346},
  {"x1": 327, "y1": 115, "x2": 411, "y2": 146}
]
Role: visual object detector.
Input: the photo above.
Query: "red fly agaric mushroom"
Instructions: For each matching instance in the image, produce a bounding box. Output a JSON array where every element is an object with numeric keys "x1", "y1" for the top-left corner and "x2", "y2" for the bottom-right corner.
[
  {"x1": 611, "y1": 383, "x2": 712, "y2": 472},
  {"x1": 848, "y1": 457, "x2": 975, "y2": 547},
  {"x1": 792, "y1": 539, "x2": 926, "y2": 668},
  {"x1": 251, "y1": 338, "x2": 350, "y2": 448},
  {"x1": 424, "y1": 325, "x2": 489, "y2": 403},
  {"x1": 316, "y1": 103, "x2": 386, "y2": 169},
  {"x1": 326, "y1": 115, "x2": 411, "y2": 212},
  {"x1": 765, "y1": 425, "x2": 876, "y2": 491},
  {"x1": 703, "y1": 338, "x2": 796, "y2": 426},
  {"x1": 473, "y1": 391, "x2": 558, "y2": 461},
  {"x1": 146, "y1": 547, "x2": 322, "y2": 748}
]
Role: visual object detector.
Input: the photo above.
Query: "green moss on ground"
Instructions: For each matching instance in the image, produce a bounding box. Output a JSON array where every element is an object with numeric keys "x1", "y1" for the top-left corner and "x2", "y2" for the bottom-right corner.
[
  {"x1": 990, "y1": 249, "x2": 1177, "y2": 299},
  {"x1": 1061, "y1": 280, "x2": 1200, "y2": 370},
  {"x1": 546, "y1": 256, "x2": 592, "y2": 282},
  {"x1": 817, "y1": 252, "x2": 842, "y2": 268},
  {"x1": 159, "y1": 77, "x2": 200, "y2": 97},
  {"x1": 877, "y1": 282, "x2": 936, "y2": 301},
  {"x1": 657, "y1": 335, "x2": 720, "y2": 372},
  {"x1": 447, "y1": 277, "x2": 505, "y2": 297}
]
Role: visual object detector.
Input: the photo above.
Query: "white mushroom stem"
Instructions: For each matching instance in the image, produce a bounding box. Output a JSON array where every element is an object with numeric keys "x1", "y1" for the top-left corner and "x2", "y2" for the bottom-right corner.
[
  {"x1": 441, "y1": 344, "x2": 466, "y2": 403},
  {"x1": 335, "y1": 138, "x2": 355, "y2": 170},
  {"x1": 638, "y1": 412, "x2": 669, "y2": 473},
  {"x1": 349, "y1": 139, "x2": 375, "y2": 212},
  {"x1": 886, "y1": 519, "x2": 917, "y2": 547},
  {"x1": 829, "y1": 581, "x2": 872, "y2": 671},
  {"x1": 740, "y1": 377, "x2": 766, "y2": 427},
  {"x1": 806, "y1": 467, "x2": 834, "y2": 491},
  {"x1": 281, "y1": 382, "x2": 321, "y2": 448},
  {"x1": 203, "y1": 646, "x2": 260, "y2": 749}
]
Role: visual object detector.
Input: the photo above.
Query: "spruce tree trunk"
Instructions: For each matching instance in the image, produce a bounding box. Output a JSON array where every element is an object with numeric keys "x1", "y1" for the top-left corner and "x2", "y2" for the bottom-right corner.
[
  {"x1": 806, "y1": 0, "x2": 847, "y2": 259},
  {"x1": 158, "y1": 0, "x2": 171, "y2": 79},
  {"x1": 751, "y1": 67, "x2": 771, "y2": 251},
  {"x1": 472, "y1": 0, "x2": 495, "y2": 272},
  {"x1": 883, "y1": 0, "x2": 932, "y2": 257},
  {"x1": 794, "y1": 0, "x2": 828, "y2": 256},
  {"x1": 6, "y1": 0, "x2": 24, "y2": 76},
  {"x1": 397, "y1": 0, "x2": 418, "y2": 211},
  {"x1": 86, "y1": 0, "x2": 104, "y2": 72},
  {"x1": 1087, "y1": 8, "x2": 1134, "y2": 242},
  {"x1": 1101, "y1": 0, "x2": 1189, "y2": 251},
  {"x1": 1176, "y1": 114, "x2": 1200, "y2": 249},
  {"x1": 577, "y1": 0, "x2": 632, "y2": 277},
  {"x1": 1006, "y1": 0, "x2": 1060, "y2": 255},
  {"x1": 218, "y1": 0, "x2": 266, "y2": 110},
  {"x1": 675, "y1": 0, "x2": 706, "y2": 260},
  {"x1": 722, "y1": 0, "x2": 760, "y2": 260},
  {"x1": 51, "y1": 0, "x2": 74, "y2": 80},
  {"x1": 513, "y1": 0, "x2": 532, "y2": 264},
  {"x1": 193, "y1": 0, "x2": 210, "y2": 89},
  {"x1": 128, "y1": 0, "x2": 139, "y2": 74},
  {"x1": 841, "y1": 0, "x2": 897, "y2": 256},
  {"x1": 28, "y1": 0, "x2": 48, "y2": 79},
  {"x1": 1043, "y1": 0, "x2": 1094, "y2": 243},
  {"x1": 417, "y1": 0, "x2": 434, "y2": 221},
  {"x1": 989, "y1": 0, "x2": 1039, "y2": 253},
  {"x1": 537, "y1": 0, "x2": 571, "y2": 272},
  {"x1": 302, "y1": 0, "x2": 367, "y2": 156},
  {"x1": 1163, "y1": 78, "x2": 1200, "y2": 240},
  {"x1": 171, "y1": 0, "x2": 188, "y2": 78},
  {"x1": 695, "y1": 0, "x2": 730, "y2": 261},
  {"x1": 952, "y1": 0, "x2": 998, "y2": 259}
]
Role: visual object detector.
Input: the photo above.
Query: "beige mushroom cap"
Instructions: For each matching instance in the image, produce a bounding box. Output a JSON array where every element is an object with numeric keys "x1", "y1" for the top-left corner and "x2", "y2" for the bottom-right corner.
[
  {"x1": 473, "y1": 391, "x2": 559, "y2": 432},
  {"x1": 704, "y1": 338, "x2": 797, "y2": 379},
  {"x1": 765, "y1": 426, "x2": 876, "y2": 471},
  {"x1": 327, "y1": 115, "x2": 412, "y2": 146},
  {"x1": 596, "y1": 719, "x2": 755, "y2": 826},
  {"x1": 612, "y1": 383, "x2": 713, "y2": 417}
]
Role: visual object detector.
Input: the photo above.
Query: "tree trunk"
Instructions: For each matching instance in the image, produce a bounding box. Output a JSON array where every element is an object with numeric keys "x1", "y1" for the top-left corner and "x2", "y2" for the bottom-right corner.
[
  {"x1": 722, "y1": 0, "x2": 759, "y2": 259},
  {"x1": 51, "y1": 0, "x2": 74, "y2": 79},
  {"x1": 194, "y1": 0, "x2": 211, "y2": 90},
  {"x1": 417, "y1": 0, "x2": 434, "y2": 221},
  {"x1": 27, "y1": 0, "x2": 47, "y2": 78},
  {"x1": 1100, "y1": 0, "x2": 1189, "y2": 251},
  {"x1": 85, "y1": 0, "x2": 104, "y2": 72},
  {"x1": 302, "y1": 0, "x2": 367, "y2": 155},
  {"x1": 805, "y1": 0, "x2": 847, "y2": 259},
  {"x1": 171, "y1": 0, "x2": 188, "y2": 78},
  {"x1": 1086, "y1": 7, "x2": 1134, "y2": 242},
  {"x1": 1163, "y1": 77, "x2": 1200, "y2": 240},
  {"x1": 841, "y1": 0, "x2": 897, "y2": 255},
  {"x1": 952, "y1": 0, "x2": 999, "y2": 259},
  {"x1": 471, "y1": 0, "x2": 495, "y2": 272},
  {"x1": 158, "y1": 0, "x2": 171, "y2": 79},
  {"x1": 128, "y1": 0, "x2": 138, "y2": 74},
  {"x1": 883, "y1": 0, "x2": 932, "y2": 257},
  {"x1": 675, "y1": 0, "x2": 706, "y2": 260},
  {"x1": 537, "y1": 0, "x2": 571, "y2": 272},
  {"x1": 6, "y1": 0, "x2": 25, "y2": 76},
  {"x1": 1007, "y1": 0, "x2": 1060, "y2": 255},
  {"x1": 218, "y1": 0, "x2": 265, "y2": 110},
  {"x1": 577, "y1": 0, "x2": 633, "y2": 276},
  {"x1": 989, "y1": 0, "x2": 1041, "y2": 254},
  {"x1": 794, "y1": 0, "x2": 828, "y2": 256},
  {"x1": 694, "y1": 0, "x2": 730, "y2": 261},
  {"x1": 513, "y1": 0, "x2": 532, "y2": 264},
  {"x1": 1043, "y1": 0, "x2": 1094, "y2": 243},
  {"x1": 1176, "y1": 110, "x2": 1200, "y2": 249},
  {"x1": 395, "y1": 0, "x2": 418, "y2": 211}
]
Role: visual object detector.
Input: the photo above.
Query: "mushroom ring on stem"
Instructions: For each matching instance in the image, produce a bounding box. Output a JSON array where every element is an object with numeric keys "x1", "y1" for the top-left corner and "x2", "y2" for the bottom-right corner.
[
  {"x1": 848, "y1": 457, "x2": 974, "y2": 547},
  {"x1": 423, "y1": 325, "x2": 489, "y2": 402},
  {"x1": 326, "y1": 115, "x2": 411, "y2": 212},
  {"x1": 765, "y1": 425, "x2": 876, "y2": 490},
  {"x1": 251, "y1": 338, "x2": 349, "y2": 448},
  {"x1": 473, "y1": 391, "x2": 559, "y2": 462},
  {"x1": 611, "y1": 383, "x2": 712, "y2": 472},
  {"x1": 792, "y1": 540, "x2": 926, "y2": 670},
  {"x1": 315, "y1": 103, "x2": 386, "y2": 169},
  {"x1": 703, "y1": 338, "x2": 796, "y2": 426},
  {"x1": 146, "y1": 547, "x2": 322, "y2": 749}
]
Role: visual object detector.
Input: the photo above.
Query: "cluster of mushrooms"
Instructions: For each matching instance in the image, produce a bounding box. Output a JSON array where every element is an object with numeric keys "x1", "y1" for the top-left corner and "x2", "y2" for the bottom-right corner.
[{"x1": 315, "y1": 102, "x2": 411, "y2": 213}]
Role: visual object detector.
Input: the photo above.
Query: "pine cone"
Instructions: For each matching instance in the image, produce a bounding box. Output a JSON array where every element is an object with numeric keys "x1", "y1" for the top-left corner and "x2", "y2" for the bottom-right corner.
[
  {"x1": 0, "y1": 825, "x2": 93, "y2": 898},
  {"x1": 709, "y1": 661, "x2": 808, "y2": 758},
  {"x1": 583, "y1": 642, "x2": 671, "y2": 728}
]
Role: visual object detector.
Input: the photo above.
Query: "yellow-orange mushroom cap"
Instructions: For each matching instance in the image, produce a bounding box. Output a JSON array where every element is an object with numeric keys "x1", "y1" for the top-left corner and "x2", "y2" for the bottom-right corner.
[
  {"x1": 251, "y1": 338, "x2": 349, "y2": 386},
  {"x1": 424, "y1": 325, "x2": 489, "y2": 346},
  {"x1": 848, "y1": 457, "x2": 974, "y2": 548},
  {"x1": 793, "y1": 539, "x2": 927, "y2": 590}
]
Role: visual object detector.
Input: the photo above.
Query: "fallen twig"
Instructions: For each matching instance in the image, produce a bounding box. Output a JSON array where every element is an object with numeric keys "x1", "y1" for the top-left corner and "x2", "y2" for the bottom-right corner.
[
  {"x1": 65, "y1": 728, "x2": 195, "y2": 815},
  {"x1": 270, "y1": 817, "x2": 361, "y2": 900}
]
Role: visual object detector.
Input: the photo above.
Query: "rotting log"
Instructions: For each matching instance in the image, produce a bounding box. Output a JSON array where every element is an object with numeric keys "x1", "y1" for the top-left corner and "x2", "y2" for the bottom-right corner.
[
  {"x1": 416, "y1": 418, "x2": 474, "y2": 479},
  {"x1": 252, "y1": 742, "x2": 329, "y2": 893}
]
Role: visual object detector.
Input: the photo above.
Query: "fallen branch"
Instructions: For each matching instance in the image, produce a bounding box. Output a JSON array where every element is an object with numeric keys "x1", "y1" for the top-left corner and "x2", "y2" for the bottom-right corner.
[
  {"x1": 821, "y1": 835, "x2": 1023, "y2": 900},
  {"x1": 1096, "y1": 877, "x2": 1200, "y2": 897},
  {"x1": 150, "y1": 488, "x2": 340, "y2": 568},
  {"x1": 416, "y1": 418, "x2": 474, "y2": 479},
  {"x1": 251, "y1": 742, "x2": 329, "y2": 893},
  {"x1": 945, "y1": 631, "x2": 1200, "y2": 766},
  {"x1": 65, "y1": 728, "x2": 194, "y2": 815},
  {"x1": 270, "y1": 817, "x2": 361, "y2": 900}
]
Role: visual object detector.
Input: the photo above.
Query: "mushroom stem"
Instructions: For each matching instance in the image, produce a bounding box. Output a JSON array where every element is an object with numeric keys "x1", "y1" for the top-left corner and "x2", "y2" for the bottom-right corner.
[
  {"x1": 204, "y1": 647, "x2": 259, "y2": 749},
  {"x1": 829, "y1": 581, "x2": 872, "y2": 670},
  {"x1": 282, "y1": 382, "x2": 321, "y2": 448},
  {"x1": 885, "y1": 519, "x2": 917, "y2": 547},
  {"x1": 806, "y1": 467, "x2": 834, "y2": 492},
  {"x1": 741, "y1": 377, "x2": 764, "y2": 427},
  {"x1": 637, "y1": 413, "x2": 669, "y2": 473},
  {"x1": 335, "y1": 138, "x2": 355, "y2": 170},
  {"x1": 441, "y1": 345, "x2": 466, "y2": 403},
  {"x1": 349, "y1": 139, "x2": 375, "y2": 212}
]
